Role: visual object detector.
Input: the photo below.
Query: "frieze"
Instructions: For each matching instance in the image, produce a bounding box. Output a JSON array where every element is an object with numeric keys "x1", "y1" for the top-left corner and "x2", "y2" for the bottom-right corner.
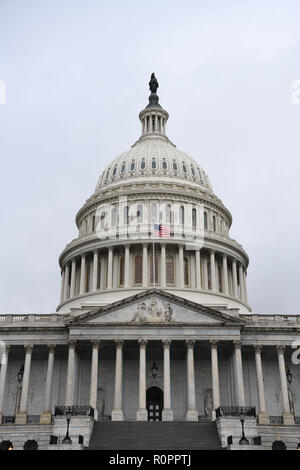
[{"x1": 131, "y1": 298, "x2": 174, "y2": 323}]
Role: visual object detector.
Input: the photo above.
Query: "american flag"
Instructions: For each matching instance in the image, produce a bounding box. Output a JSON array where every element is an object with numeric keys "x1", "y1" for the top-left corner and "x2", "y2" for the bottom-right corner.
[{"x1": 153, "y1": 223, "x2": 170, "y2": 239}]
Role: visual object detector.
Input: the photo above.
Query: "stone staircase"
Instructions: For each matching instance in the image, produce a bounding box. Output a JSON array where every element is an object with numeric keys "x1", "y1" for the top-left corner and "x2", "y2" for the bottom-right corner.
[{"x1": 87, "y1": 421, "x2": 222, "y2": 450}]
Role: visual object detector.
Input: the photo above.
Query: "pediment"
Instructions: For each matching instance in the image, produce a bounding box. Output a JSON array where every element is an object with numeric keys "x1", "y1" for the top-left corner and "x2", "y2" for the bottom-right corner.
[{"x1": 67, "y1": 290, "x2": 244, "y2": 326}]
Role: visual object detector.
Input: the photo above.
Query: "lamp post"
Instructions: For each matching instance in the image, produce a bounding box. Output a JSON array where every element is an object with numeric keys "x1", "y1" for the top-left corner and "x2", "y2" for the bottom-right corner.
[
  {"x1": 239, "y1": 410, "x2": 249, "y2": 445},
  {"x1": 62, "y1": 407, "x2": 72, "y2": 444}
]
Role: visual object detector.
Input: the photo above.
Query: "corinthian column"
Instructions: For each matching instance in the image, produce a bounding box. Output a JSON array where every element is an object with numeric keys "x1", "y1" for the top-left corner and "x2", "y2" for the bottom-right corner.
[
  {"x1": 185, "y1": 340, "x2": 198, "y2": 421},
  {"x1": 137, "y1": 339, "x2": 148, "y2": 421},
  {"x1": 40, "y1": 345, "x2": 55, "y2": 424},
  {"x1": 234, "y1": 341, "x2": 245, "y2": 406},
  {"x1": 0, "y1": 345, "x2": 10, "y2": 423},
  {"x1": 195, "y1": 249, "x2": 201, "y2": 289},
  {"x1": 142, "y1": 244, "x2": 148, "y2": 288},
  {"x1": 253, "y1": 345, "x2": 269, "y2": 424},
  {"x1": 90, "y1": 340, "x2": 100, "y2": 420},
  {"x1": 124, "y1": 245, "x2": 130, "y2": 288},
  {"x1": 232, "y1": 259, "x2": 238, "y2": 298},
  {"x1": 70, "y1": 259, "x2": 76, "y2": 297},
  {"x1": 178, "y1": 245, "x2": 184, "y2": 288},
  {"x1": 16, "y1": 345, "x2": 34, "y2": 424},
  {"x1": 79, "y1": 254, "x2": 86, "y2": 295},
  {"x1": 112, "y1": 340, "x2": 124, "y2": 421},
  {"x1": 107, "y1": 247, "x2": 113, "y2": 289},
  {"x1": 160, "y1": 244, "x2": 166, "y2": 288},
  {"x1": 222, "y1": 254, "x2": 229, "y2": 295},
  {"x1": 162, "y1": 339, "x2": 173, "y2": 421},
  {"x1": 65, "y1": 340, "x2": 76, "y2": 406},
  {"x1": 277, "y1": 345, "x2": 295, "y2": 425},
  {"x1": 210, "y1": 250, "x2": 216, "y2": 292},
  {"x1": 92, "y1": 251, "x2": 99, "y2": 292},
  {"x1": 210, "y1": 340, "x2": 220, "y2": 420}
]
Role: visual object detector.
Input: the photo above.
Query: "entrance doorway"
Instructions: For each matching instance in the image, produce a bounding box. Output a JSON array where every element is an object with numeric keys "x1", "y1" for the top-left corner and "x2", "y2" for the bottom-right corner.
[{"x1": 146, "y1": 387, "x2": 163, "y2": 421}]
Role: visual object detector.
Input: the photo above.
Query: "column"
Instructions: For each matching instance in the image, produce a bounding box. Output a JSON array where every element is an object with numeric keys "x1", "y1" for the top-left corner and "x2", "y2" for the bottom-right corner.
[
  {"x1": 40, "y1": 345, "x2": 55, "y2": 424},
  {"x1": 79, "y1": 254, "x2": 86, "y2": 295},
  {"x1": 203, "y1": 257, "x2": 208, "y2": 289},
  {"x1": 60, "y1": 269, "x2": 65, "y2": 303},
  {"x1": 277, "y1": 345, "x2": 295, "y2": 425},
  {"x1": 239, "y1": 264, "x2": 245, "y2": 302},
  {"x1": 210, "y1": 250, "x2": 217, "y2": 292},
  {"x1": 92, "y1": 251, "x2": 99, "y2": 292},
  {"x1": 112, "y1": 340, "x2": 124, "y2": 421},
  {"x1": 16, "y1": 345, "x2": 34, "y2": 424},
  {"x1": 210, "y1": 340, "x2": 220, "y2": 420},
  {"x1": 65, "y1": 340, "x2": 76, "y2": 406},
  {"x1": 90, "y1": 340, "x2": 100, "y2": 420},
  {"x1": 195, "y1": 249, "x2": 201, "y2": 289},
  {"x1": 232, "y1": 259, "x2": 238, "y2": 298},
  {"x1": 233, "y1": 341, "x2": 245, "y2": 406},
  {"x1": 107, "y1": 247, "x2": 113, "y2": 289},
  {"x1": 63, "y1": 264, "x2": 70, "y2": 301},
  {"x1": 178, "y1": 244, "x2": 184, "y2": 288},
  {"x1": 185, "y1": 340, "x2": 198, "y2": 421},
  {"x1": 222, "y1": 254, "x2": 229, "y2": 295},
  {"x1": 137, "y1": 339, "x2": 147, "y2": 421},
  {"x1": 243, "y1": 270, "x2": 248, "y2": 304},
  {"x1": 70, "y1": 259, "x2": 76, "y2": 297},
  {"x1": 162, "y1": 339, "x2": 173, "y2": 421},
  {"x1": 160, "y1": 243, "x2": 166, "y2": 288},
  {"x1": 254, "y1": 345, "x2": 269, "y2": 424},
  {"x1": 0, "y1": 345, "x2": 10, "y2": 423},
  {"x1": 142, "y1": 244, "x2": 148, "y2": 288},
  {"x1": 124, "y1": 245, "x2": 130, "y2": 288}
]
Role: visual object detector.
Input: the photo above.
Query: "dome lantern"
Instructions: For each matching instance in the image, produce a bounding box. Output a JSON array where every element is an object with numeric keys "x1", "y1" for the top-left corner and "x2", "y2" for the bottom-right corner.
[{"x1": 138, "y1": 73, "x2": 169, "y2": 141}]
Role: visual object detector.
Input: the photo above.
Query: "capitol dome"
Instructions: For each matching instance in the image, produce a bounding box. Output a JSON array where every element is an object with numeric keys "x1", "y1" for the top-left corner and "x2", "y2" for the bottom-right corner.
[{"x1": 57, "y1": 75, "x2": 250, "y2": 314}]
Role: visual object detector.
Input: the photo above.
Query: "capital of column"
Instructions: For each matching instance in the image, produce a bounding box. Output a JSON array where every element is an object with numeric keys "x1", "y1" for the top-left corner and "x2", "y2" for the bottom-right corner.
[
  {"x1": 162, "y1": 338, "x2": 171, "y2": 348},
  {"x1": 186, "y1": 339, "x2": 195, "y2": 349},
  {"x1": 68, "y1": 340, "x2": 77, "y2": 349},
  {"x1": 24, "y1": 344, "x2": 34, "y2": 354},
  {"x1": 47, "y1": 344, "x2": 56, "y2": 353},
  {"x1": 233, "y1": 340, "x2": 242, "y2": 349},
  {"x1": 254, "y1": 344, "x2": 263, "y2": 354},
  {"x1": 138, "y1": 338, "x2": 147, "y2": 348},
  {"x1": 210, "y1": 340, "x2": 218, "y2": 349},
  {"x1": 142, "y1": 242, "x2": 148, "y2": 248},
  {"x1": 277, "y1": 344, "x2": 285, "y2": 354},
  {"x1": 3, "y1": 344, "x2": 10, "y2": 354},
  {"x1": 91, "y1": 340, "x2": 100, "y2": 349},
  {"x1": 115, "y1": 339, "x2": 124, "y2": 349}
]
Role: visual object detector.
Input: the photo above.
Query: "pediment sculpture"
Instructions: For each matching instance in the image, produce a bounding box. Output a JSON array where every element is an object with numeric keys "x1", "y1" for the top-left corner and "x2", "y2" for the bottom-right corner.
[{"x1": 132, "y1": 297, "x2": 173, "y2": 323}]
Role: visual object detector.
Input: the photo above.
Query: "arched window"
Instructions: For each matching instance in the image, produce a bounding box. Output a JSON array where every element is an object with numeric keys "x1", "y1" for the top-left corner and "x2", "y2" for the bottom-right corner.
[
  {"x1": 86, "y1": 258, "x2": 92, "y2": 292},
  {"x1": 173, "y1": 161, "x2": 178, "y2": 171},
  {"x1": 111, "y1": 207, "x2": 116, "y2": 226},
  {"x1": 121, "y1": 163, "x2": 126, "y2": 174},
  {"x1": 180, "y1": 206, "x2": 184, "y2": 225},
  {"x1": 207, "y1": 261, "x2": 211, "y2": 290},
  {"x1": 191, "y1": 167, "x2": 195, "y2": 176},
  {"x1": 150, "y1": 254, "x2": 159, "y2": 284},
  {"x1": 162, "y1": 160, "x2": 167, "y2": 170},
  {"x1": 112, "y1": 166, "x2": 117, "y2": 177},
  {"x1": 165, "y1": 204, "x2": 171, "y2": 224},
  {"x1": 123, "y1": 206, "x2": 129, "y2": 225},
  {"x1": 141, "y1": 160, "x2": 146, "y2": 170},
  {"x1": 166, "y1": 255, "x2": 174, "y2": 285},
  {"x1": 151, "y1": 204, "x2": 157, "y2": 223},
  {"x1": 137, "y1": 204, "x2": 143, "y2": 223},
  {"x1": 182, "y1": 163, "x2": 187, "y2": 174},
  {"x1": 134, "y1": 255, "x2": 143, "y2": 284},
  {"x1": 152, "y1": 159, "x2": 157, "y2": 169},
  {"x1": 192, "y1": 208, "x2": 197, "y2": 227},
  {"x1": 130, "y1": 161, "x2": 135, "y2": 171},
  {"x1": 92, "y1": 215, "x2": 96, "y2": 231},
  {"x1": 97, "y1": 260, "x2": 101, "y2": 290},
  {"x1": 204, "y1": 212, "x2": 208, "y2": 230},
  {"x1": 184, "y1": 257, "x2": 189, "y2": 286},
  {"x1": 119, "y1": 256, "x2": 124, "y2": 286},
  {"x1": 212, "y1": 215, "x2": 216, "y2": 232},
  {"x1": 218, "y1": 264, "x2": 222, "y2": 292}
]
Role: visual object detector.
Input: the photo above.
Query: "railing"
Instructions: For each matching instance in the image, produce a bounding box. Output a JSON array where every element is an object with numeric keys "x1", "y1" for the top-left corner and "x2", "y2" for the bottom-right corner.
[
  {"x1": 269, "y1": 416, "x2": 284, "y2": 425},
  {"x1": 0, "y1": 314, "x2": 71, "y2": 323},
  {"x1": 54, "y1": 406, "x2": 94, "y2": 418},
  {"x1": 27, "y1": 415, "x2": 41, "y2": 424},
  {"x1": 215, "y1": 406, "x2": 256, "y2": 418},
  {"x1": 1, "y1": 415, "x2": 15, "y2": 424},
  {"x1": 241, "y1": 314, "x2": 300, "y2": 325}
]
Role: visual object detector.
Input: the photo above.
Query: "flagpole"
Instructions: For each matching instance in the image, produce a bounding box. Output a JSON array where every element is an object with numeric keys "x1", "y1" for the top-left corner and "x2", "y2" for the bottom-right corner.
[{"x1": 153, "y1": 240, "x2": 155, "y2": 288}]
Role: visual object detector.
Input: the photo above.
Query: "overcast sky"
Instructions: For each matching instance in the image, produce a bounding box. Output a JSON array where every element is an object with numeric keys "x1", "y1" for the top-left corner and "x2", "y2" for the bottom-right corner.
[{"x1": 0, "y1": 0, "x2": 299, "y2": 314}]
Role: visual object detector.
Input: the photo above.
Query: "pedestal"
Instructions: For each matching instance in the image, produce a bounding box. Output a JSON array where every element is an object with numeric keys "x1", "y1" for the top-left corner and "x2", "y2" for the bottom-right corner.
[
  {"x1": 162, "y1": 409, "x2": 173, "y2": 421},
  {"x1": 40, "y1": 411, "x2": 52, "y2": 424},
  {"x1": 283, "y1": 412, "x2": 295, "y2": 426},
  {"x1": 257, "y1": 412, "x2": 270, "y2": 425},
  {"x1": 137, "y1": 409, "x2": 148, "y2": 421},
  {"x1": 15, "y1": 411, "x2": 27, "y2": 425},
  {"x1": 185, "y1": 409, "x2": 198, "y2": 422},
  {"x1": 111, "y1": 409, "x2": 124, "y2": 421}
]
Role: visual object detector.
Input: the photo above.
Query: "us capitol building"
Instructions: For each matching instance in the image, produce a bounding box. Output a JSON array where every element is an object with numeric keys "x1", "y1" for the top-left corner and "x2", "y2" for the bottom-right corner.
[{"x1": 0, "y1": 75, "x2": 300, "y2": 450}]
